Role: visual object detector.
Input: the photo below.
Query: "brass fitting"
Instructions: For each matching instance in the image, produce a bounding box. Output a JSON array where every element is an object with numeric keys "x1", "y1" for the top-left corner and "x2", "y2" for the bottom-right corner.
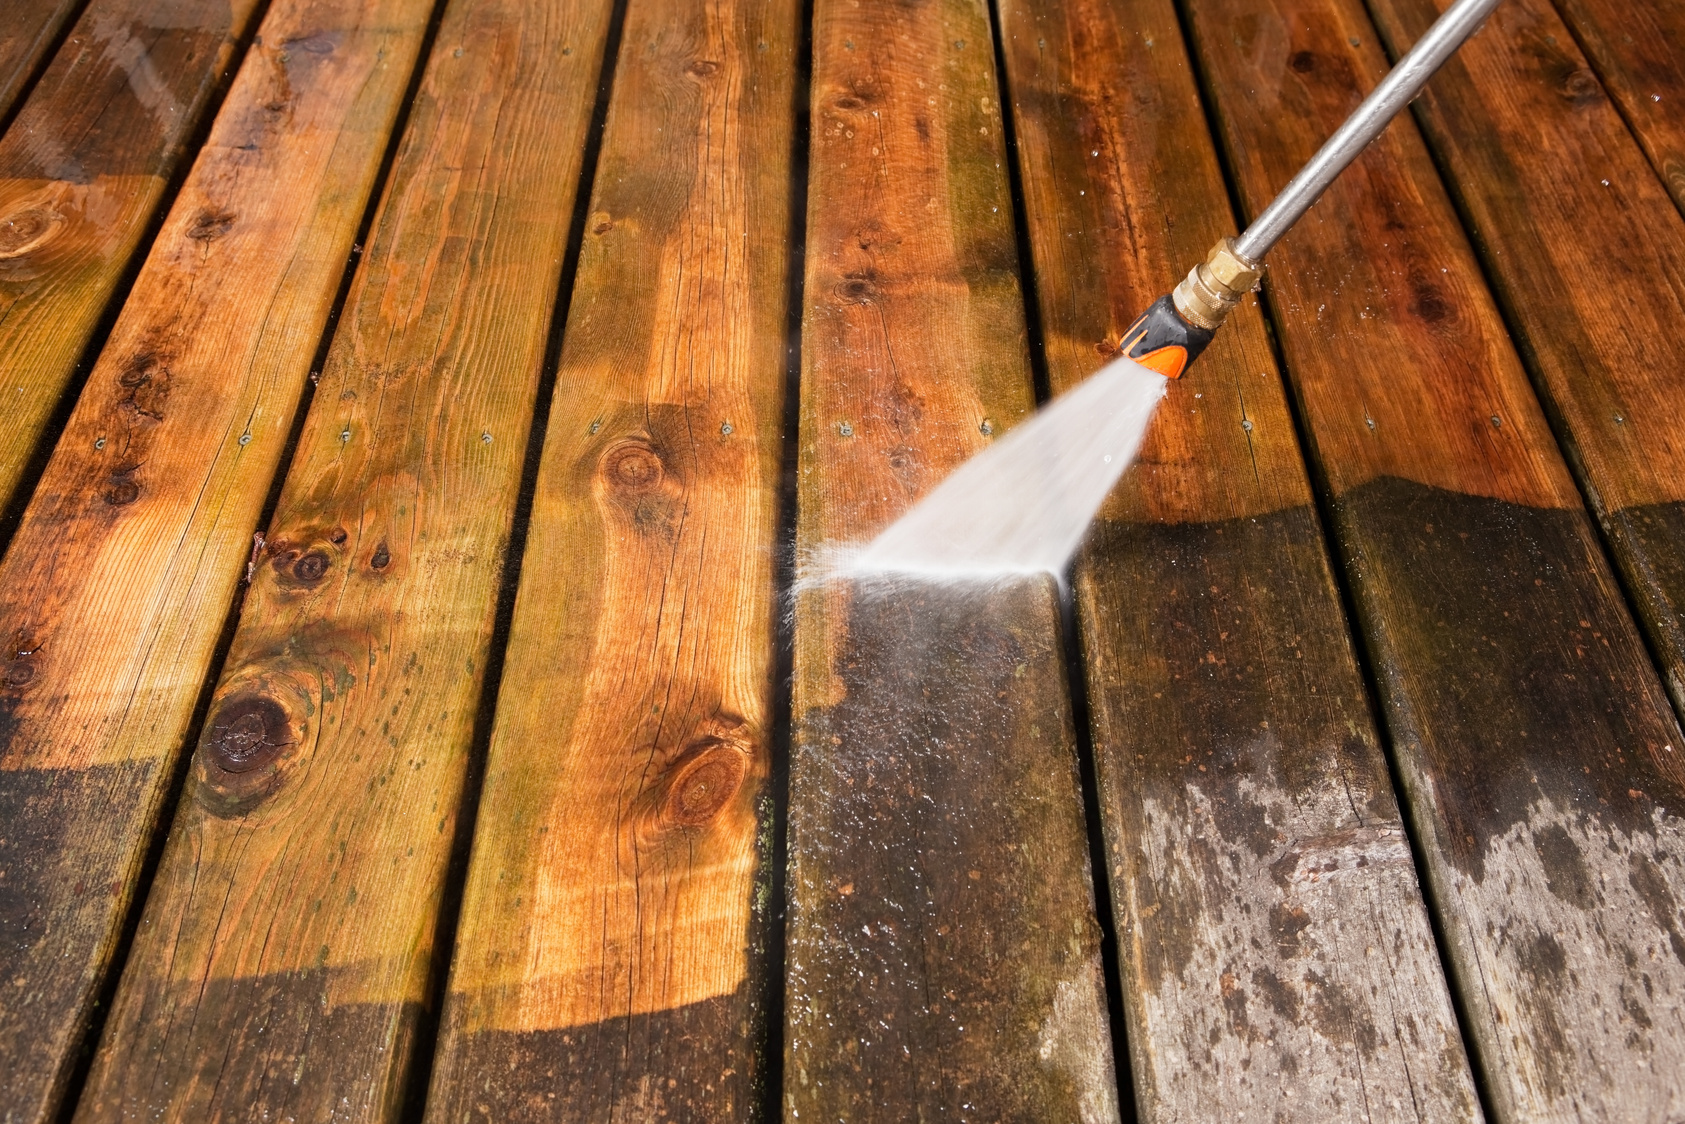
[{"x1": 1171, "y1": 237, "x2": 1264, "y2": 331}]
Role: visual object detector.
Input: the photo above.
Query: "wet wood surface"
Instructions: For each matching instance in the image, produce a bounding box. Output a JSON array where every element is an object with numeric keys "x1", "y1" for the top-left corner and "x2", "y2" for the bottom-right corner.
[
  {"x1": 0, "y1": 0, "x2": 266, "y2": 515},
  {"x1": 0, "y1": 0, "x2": 82, "y2": 125},
  {"x1": 998, "y1": 0, "x2": 1479, "y2": 1117},
  {"x1": 1183, "y1": 0, "x2": 1685, "y2": 1117},
  {"x1": 1550, "y1": 0, "x2": 1685, "y2": 214},
  {"x1": 0, "y1": 0, "x2": 1682, "y2": 1117},
  {"x1": 1368, "y1": 0, "x2": 1685, "y2": 751},
  {"x1": 423, "y1": 0, "x2": 797, "y2": 1117},
  {"x1": 63, "y1": 0, "x2": 619, "y2": 1119},
  {"x1": 784, "y1": 0, "x2": 1119, "y2": 1119},
  {"x1": 0, "y1": 0, "x2": 439, "y2": 1116}
]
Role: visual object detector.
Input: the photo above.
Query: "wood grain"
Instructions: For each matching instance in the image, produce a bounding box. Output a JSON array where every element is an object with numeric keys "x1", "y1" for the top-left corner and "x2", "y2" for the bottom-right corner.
[
  {"x1": 63, "y1": 0, "x2": 617, "y2": 1120},
  {"x1": 1183, "y1": 0, "x2": 1685, "y2": 1117},
  {"x1": 420, "y1": 0, "x2": 797, "y2": 1118},
  {"x1": 0, "y1": 0, "x2": 267, "y2": 516},
  {"x1": 0, "y1": 0, "x2": 441, "y2": 1117},
  {"x1": 1549, "y1": 0, "x2": 1685, "y2": 214},
  {"x1": 0, "y1": 0, "x2": 81, "y2": 125},
  {"x1": 784, "y1": 0, "x2": 1119, "y2": 1119},
  {"x1": 1364, "y1": 0, "x2": 1685, "y2": 731},
  {"x1": 997, "y1": 0, "x2": 1481, "y2": 1117}
]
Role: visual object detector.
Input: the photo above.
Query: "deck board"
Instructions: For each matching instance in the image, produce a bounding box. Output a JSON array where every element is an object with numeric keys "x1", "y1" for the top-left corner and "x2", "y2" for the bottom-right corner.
[
  {"x1": 422, "y1": 0, "x2": 798, "y2": 1116},
  {"x1": 0, "y1": 0, "x2": 439, "y2": 1116},
  {"x1": 1181, "y1": 0, "x2": 1685, "y2": 1116},
  {"x1": 0, "y1": 0, "x2": 266, "y2": 516},
  {"x1": 783, "y1": 0, "x2": 1119, "y2": 1118},
  {"x1": 60, "y1": 0, "x2": 620, "y2": 1118},
  {"x1": 1550, "y1": 0, "x2": 1685, "y2": 215},
  {"x1": 996, "y1": 0, "x2": 1480, "y2": 1117}
]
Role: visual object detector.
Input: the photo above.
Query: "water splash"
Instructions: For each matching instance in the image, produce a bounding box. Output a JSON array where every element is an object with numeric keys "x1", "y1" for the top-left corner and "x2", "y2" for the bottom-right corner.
[{"x1": 839, "y1": 357, "x2": 1167, "y2": 581}]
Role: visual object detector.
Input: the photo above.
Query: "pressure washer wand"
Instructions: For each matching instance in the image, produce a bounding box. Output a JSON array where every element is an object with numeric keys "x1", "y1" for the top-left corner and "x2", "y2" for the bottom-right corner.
[
  {"x1": 848, "y1": 0, "x2": 1504, "y2": 578},
  {"x1": 1122, "y1": 0, "x2": 1503, "y2": 380}
]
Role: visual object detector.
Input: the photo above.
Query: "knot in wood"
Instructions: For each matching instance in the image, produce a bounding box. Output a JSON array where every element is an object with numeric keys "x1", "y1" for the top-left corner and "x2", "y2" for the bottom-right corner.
[
  {"x1": 370, "y1": 542, "x2": 391, "y2": 570},
  {"x1": 665, "y1": 742, "x2": 747, "y2": 828},
  {"x1": 837, "y1": 274, "x2": 875, "y2": 303},
  {"x1": 604, "y1": 441, "x2": 665, "y2": 493},
  {"x1": 104, "y1": 470, "x2": 140, "y2": 506},
  {"x1": 1558, "y1": 67, "x2": 1601, "y2": 105},
  {"x1": 0, "y1": 206, "x2": 63, "y2": 259},
  {"x1": 4, "y1": 659, "x2": 34, "y2": 687},
  {"x1": 292, "y1": 550, "x2": 330, "y2": 582},
  {"x1": 686, "y1": 59, "x2": 720, "y2": 78},
  {"x1": 205, "y1": 695, "x2": 293, "y2": 774},
  {"x1": 186, "y1": 207, "x2": 236, "y2": 242},
  {"x1": 1408, "y1": 272, "x2": 1452, "y2": 325}
]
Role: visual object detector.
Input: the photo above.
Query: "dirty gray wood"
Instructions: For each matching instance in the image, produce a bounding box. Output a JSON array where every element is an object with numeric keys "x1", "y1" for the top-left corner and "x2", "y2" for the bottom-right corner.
[
  {"x1": 783, "y1": 0, "x2": 1120, "y2": 1119},
  {"x1": 422, "y1": 0, "x2": 798, "y2": 1117},
  {"x1": 997, "y1": 0, "x2": 1481, "y2": 1118},
  {"x1": 62, "y1": 0, "x2": 618, "y2": 1119},
  {"x1": 1183, "y1": 0, "x2": 1685, "y2": 1117}
]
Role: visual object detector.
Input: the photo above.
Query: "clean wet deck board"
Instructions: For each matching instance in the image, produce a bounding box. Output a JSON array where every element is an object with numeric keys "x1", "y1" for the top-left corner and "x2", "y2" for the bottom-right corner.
[{"x1": 0, "y1": 0, "x2": 1682, "y2": 1120}]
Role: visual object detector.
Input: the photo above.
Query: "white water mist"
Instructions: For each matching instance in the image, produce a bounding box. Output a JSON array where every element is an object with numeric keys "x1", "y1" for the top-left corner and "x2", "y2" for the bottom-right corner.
[{"x1": 840, "y1": 357, "x2": 1167, "y2": 580}]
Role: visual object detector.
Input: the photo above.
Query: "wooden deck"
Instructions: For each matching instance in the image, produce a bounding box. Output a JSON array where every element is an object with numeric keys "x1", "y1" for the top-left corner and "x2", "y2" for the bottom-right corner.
[{"x1": 0, "y1": 0, "x2": 1682, "y2": 1119}]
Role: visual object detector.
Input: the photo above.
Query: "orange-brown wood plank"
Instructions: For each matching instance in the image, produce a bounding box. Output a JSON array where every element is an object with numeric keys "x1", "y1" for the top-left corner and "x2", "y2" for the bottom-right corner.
[
  {"x1": 0, "y1": 0, "x2": 442, "y2": 1117},
  {"x1": 1183, "y1": 0, "x2": 1685, "y2": 1117},
  {"x1": 422, "y1": 0, "x2": 798, "y2": 1116},
  {"x1": 0, "y1": 0, "x2": 81, "y2": 125},
  {"x1": 0, "y1": 0, "x2": 267, "y2": 515},
  {"x1": 783, "y1": 0, "x2": 1120, "y2": 1118},
  {"x1": 63, "y1": 0, "x2": 616, "y2": 1120},
  {"x1": 1549, "y1": 0, "x2": 1685, "y2": 213},
  {"x1": 1362, "y1": 0, "x2": 1685, "y2": 723},
  {"x1": 997, "y1": 0, "x2": 1480, "y2": 1117}
]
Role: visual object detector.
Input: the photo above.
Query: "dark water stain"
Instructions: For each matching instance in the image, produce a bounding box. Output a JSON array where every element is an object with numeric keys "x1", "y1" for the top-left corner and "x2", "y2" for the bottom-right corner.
[
  {"x1": 1531, "y1": 823, "x2": 1597, "y2": 910},
  {"x1": 0, "y1": 761, "x2": 159, "y2": 1121},
  {"x1": 78, "y1": 965, "x2": 420, "y2": 1120},
  {"x1": 788, "y1": 577, "x2": 1109, "y2": 1122},
  {"x1": 426, "y1": 988, "x2": 758, "y2": 1122},
  {"x1": 1303, "y1": 967, "x2": 1380, "y2": 1058},
  {"x1": 1627, "y1": 852, "x2": 1685, "y2": 967},
  {"x1": 1606, "y1": 500, "x2": 1685, "y2": 713},
  {"x1": 1334, "y1": 477, "x2": 1683, "y2": 882}
]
